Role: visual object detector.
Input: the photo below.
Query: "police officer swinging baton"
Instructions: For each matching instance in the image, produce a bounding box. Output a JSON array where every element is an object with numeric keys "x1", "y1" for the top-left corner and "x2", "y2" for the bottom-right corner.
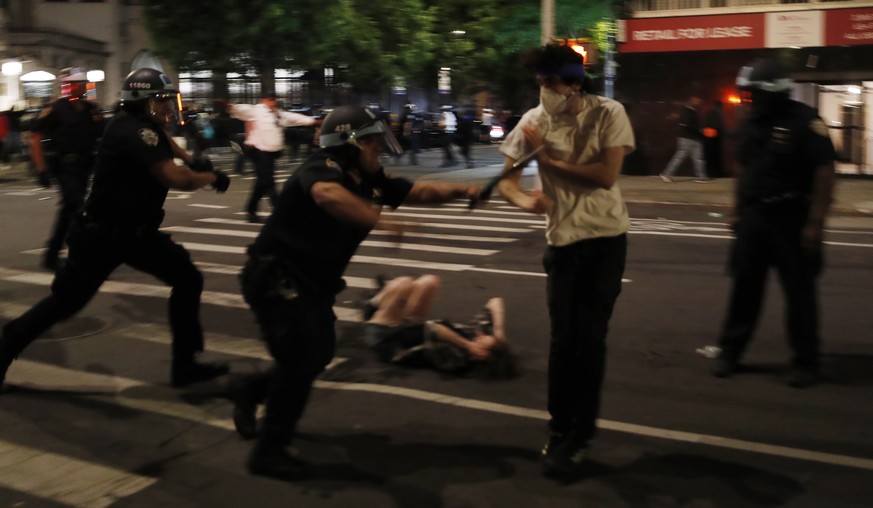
[{"x1": 468, "y1": 145, "x2": 544, "y2": 210}]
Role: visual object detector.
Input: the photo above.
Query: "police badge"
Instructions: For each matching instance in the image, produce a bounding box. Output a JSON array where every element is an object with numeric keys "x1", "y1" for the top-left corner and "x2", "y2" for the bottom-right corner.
[{"x1": 138, "y1": 128, "x2": 159, "y2": 147}]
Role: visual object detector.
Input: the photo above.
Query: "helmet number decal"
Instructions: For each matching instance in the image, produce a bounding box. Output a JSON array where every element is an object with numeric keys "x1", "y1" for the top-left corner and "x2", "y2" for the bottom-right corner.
[{"x1": 128, "y1": 82, "x2": 153, "y2": 89}]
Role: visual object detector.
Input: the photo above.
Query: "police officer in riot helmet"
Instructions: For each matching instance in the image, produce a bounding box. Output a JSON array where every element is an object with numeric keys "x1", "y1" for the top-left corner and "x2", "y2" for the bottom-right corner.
[
  {"x1": 233, "y1": 105, "x2": 480, "y2": 480},
  {"x1": 0, "y1": 68, "x2": 231, "y2": 392},
  {"x1": 29, "y1": 67, "x2": 105, "y2": 271},
  {"x1": 712, "y1": 58, "x2": 836, "y2": 388}
]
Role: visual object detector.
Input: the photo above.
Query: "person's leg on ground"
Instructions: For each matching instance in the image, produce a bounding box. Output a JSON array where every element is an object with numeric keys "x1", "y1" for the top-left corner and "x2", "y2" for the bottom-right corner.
[
  {"x1": 369, "y1": 276, "x2": 415, "y2": 326},
  {"x1": 404, "y1": 275, "x2": 441, "y2": 321}
]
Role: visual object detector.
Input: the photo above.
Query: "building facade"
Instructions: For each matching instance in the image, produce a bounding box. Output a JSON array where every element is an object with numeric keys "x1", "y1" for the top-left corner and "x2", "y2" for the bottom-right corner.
[
  {"x1": 616, "y1": 0, "x2": 873, "y2": 176},
  {"x1": 1, "y1": 0, "x2": 162, "y2": 111}
]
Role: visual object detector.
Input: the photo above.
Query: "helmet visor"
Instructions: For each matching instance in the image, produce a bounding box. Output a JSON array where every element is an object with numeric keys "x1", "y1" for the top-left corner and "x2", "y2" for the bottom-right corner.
[
  {"x1": 321, "y1": 119, "x2": 404, "y2": 156},
  {"x1": 149, "y1": 92, "x2": 184, "y2": 128}
]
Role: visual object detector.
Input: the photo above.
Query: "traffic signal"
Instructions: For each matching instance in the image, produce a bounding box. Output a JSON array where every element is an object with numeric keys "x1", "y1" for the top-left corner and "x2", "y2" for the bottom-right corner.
[{"x1": 553, "y1": 38, "x2": 598, "y2": 65}]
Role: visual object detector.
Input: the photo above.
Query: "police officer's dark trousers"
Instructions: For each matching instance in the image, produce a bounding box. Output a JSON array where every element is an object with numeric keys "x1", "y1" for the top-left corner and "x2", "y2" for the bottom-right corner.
[
  {"x1": 46, "y1": 154, "x2": 92, "y2": 259},
  {"x1": 245, "y1": 293, "x2": 336, "y2": 453},
  {"x1": 543, "y1": 234, "x2": 626, "y2": 442},
  {"x1": 718, "y1": 203, "x2": 820, "y2": 368},
  {"x1": 246, "y1": 149, "x2": 280, "y2": 216},
  {"x1": 1, "y1": 217, "x2": 206, "y2": 364}
]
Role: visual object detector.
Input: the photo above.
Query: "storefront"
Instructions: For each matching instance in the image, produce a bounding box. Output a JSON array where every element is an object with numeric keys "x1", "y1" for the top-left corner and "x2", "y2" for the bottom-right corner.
[{"x1": 616, "y1": 6, "x2": 873, "y2": 177}]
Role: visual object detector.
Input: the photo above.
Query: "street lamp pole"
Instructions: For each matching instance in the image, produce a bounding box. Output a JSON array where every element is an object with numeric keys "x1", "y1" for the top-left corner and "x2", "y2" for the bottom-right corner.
[{"x1": 541, "y1": 0, "x2": 554, "y2": 45}]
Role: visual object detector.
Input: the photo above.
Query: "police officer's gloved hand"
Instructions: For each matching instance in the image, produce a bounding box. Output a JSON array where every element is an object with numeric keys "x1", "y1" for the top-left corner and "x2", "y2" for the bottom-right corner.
[
  {"x1": 212, "y1": 169, "x2": 230, "y2": 193},
  {"x1": 189, "y1": 156, "x2": 214, "y2": 173},
  {"x1": 36, "y1": 171, "x2": 51, "y2": 189}
]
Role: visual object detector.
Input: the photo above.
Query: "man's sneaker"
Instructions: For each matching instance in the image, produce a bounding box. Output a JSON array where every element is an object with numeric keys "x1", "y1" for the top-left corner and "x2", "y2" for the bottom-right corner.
[
  {"x1": 171, "y1": 360, "x2": 230, "y2": 388},
  {"x1": 541, "y1": 433, "x2": 588, "y2": 477},
  {"x1": 229, "y1": 378, "x2": 259, "y2": 439},
  {"x1": 711, "y1": 356, "x2": 738, "y2": 378},
  {"x1": 786, "y1": 365, "x2": 818, "y2": 389},
  {"x1": 659, "y1": 174, "x2": 673, "y2": 183},
  {"x1": 247, "y1": 446, "x2": 309, "y2": 481}
]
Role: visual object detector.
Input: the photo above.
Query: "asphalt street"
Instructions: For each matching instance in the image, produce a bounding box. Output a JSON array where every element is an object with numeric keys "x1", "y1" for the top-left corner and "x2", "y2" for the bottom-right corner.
[{"x1": 0, "y1": 145, "x2": 872, "y2": 507}]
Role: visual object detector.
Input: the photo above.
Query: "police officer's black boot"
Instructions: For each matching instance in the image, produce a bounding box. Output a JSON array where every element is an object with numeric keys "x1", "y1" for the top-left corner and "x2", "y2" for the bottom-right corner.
[
  {"x1": 170, "y1": 356, "x2": 230, "y2": 388},
  {"x1": 247, "y1": 434, "x2": 309, "y2": 481},
  {"x1": 0, "y1": 330, "x2": 26, "y2": 393}
]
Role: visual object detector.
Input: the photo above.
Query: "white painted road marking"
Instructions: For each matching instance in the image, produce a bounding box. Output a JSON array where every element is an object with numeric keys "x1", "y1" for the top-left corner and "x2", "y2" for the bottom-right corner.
[{"x1": 0, "y1": 439, "x2": 157, "y2": 508}]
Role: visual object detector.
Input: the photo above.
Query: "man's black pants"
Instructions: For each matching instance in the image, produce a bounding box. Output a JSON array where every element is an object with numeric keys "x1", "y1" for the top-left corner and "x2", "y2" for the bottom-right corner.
[
  {"x1": 2, "y1": 217, "x2": 206, "y2": 361},
  {"x1": 46, "y1": 156, "x2": 91, "y2": 257},
  {"x1": 246, "y1": 149, "x2": 281, "y2": 216},
  {"x1": 718, "y1": 208, "x2": 821, "y2": 368},
  {"x1": 244, "y1": 293, "x2": 336, "y2": 448},
  {"x1": 544, "y1": 234, "x2": 626, "y2": 442}
]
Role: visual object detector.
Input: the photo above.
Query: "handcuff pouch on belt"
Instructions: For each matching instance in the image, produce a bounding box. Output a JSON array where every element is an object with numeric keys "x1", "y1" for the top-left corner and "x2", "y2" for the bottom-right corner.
[{"x1": 239, "y1": 246, "x2": 300, "y2": 305}]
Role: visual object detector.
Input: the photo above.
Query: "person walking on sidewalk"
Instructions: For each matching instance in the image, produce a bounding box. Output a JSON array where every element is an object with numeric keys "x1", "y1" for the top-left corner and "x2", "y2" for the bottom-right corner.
[
  {"x1": 497, "y1": 43, "x2": 635, "y2": 478},
  {"x1": 0, "y1": 68, "x2": 232, "y2": 392},
  {"x1": 233, "y1": 105, "x2": 480, "y2": 481},
  {"x1": 228, "y1": 90, "x2": 315, "y2": 223},
  {"x1": 711, "y1": 58, "x2": 835, "y2": 388},
  {"x1": 29, "y1": 68, "x2": 106, "y2": 271},
  {"x1": 660, "y1": 95, "x2": 709, "y2": 183}
]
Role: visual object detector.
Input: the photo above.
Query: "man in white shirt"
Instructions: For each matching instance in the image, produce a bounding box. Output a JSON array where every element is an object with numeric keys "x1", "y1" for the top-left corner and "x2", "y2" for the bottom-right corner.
[
  {"x1": 497, "y1": 43, "x2": 635, "y2": 478},
  {"x1": 229, "y1": 91, "x2": 315, "y2": 223}
]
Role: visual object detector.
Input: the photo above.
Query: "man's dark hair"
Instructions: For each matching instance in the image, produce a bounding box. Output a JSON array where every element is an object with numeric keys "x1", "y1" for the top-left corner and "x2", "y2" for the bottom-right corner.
[{"x1": 524, "y1": 43, "x2": 586, "y2": 87}]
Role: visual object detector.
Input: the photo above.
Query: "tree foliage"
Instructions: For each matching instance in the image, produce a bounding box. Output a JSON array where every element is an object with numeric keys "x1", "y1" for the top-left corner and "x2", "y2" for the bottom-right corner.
[{"x1": 141, "y1": 0, "x2": 615, "y2": 109}]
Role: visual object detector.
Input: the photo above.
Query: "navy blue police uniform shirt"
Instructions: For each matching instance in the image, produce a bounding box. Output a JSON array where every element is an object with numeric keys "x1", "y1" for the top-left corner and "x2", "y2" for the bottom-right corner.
[
  {"x1": 31, "y1": 97, "x2": 104, "y2": 156},
  {"x1": 737, "y1": 100, "x2": 836, "y2": 206},
  {"x1": 254, "y1": 150, "x2": 414, "y2": 297},
  {"x1": 84, "y1": 109, "x2": 174, "y2": 229}
]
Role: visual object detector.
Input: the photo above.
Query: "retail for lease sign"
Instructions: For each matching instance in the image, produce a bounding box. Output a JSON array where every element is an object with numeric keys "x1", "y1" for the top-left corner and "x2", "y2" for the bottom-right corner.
[
  {"x1": 619, "y1": 14, "x2": 764, "y2": 53},
  {"x1": 826, "y1": 7, "x2": 873, "y2": 45},
  {"x1": 765, "y1": 11, "x2": 823, "y2": 48}
]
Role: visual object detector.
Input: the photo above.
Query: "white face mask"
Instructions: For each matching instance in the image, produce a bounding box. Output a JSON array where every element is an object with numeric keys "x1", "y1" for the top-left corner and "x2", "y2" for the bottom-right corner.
[{"x1": 540, "y1": 87, "x2": 572, "y2": 116}]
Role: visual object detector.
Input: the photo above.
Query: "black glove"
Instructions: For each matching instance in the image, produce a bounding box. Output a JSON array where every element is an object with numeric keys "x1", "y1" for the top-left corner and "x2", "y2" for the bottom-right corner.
[
  {"x1": 189, "y1": 156, "x2": 214, "y2": 173},
  {"x1": 37, "y1": 171, "x2": 51, "y2": 189},
  {"x1": 212, "y1": 169, "x2": 230, "y2": 193}
]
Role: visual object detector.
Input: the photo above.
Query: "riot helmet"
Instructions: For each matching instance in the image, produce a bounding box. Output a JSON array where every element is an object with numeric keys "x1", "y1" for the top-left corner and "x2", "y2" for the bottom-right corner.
[
  {"x1": 120, "y1": 68, "x2": 183, "y2": 127},
  {"x1": 319, "y1": 105, "x2": 403, "y2": 156},
  {"x1": 59, "y1": 67, "x2": 89, "y2": 99}
]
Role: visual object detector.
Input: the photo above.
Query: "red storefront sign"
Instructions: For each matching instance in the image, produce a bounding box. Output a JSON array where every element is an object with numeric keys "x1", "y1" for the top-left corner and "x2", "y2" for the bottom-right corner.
[
  {"x1": 826, "y1": 8, "x2": 873, "y2": 46},
  {"x1": 620, "y1": 14, "x2": 764, "y2": 53}
]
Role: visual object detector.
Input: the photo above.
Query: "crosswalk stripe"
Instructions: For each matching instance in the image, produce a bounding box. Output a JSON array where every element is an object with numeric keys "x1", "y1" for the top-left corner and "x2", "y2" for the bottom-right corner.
[
  {"x1": 180, "y1": 240, "x2": 497, "y2": 257},
  {"x1": 400, "y1": 205, "x2": 537, "y2": 217},
  {"x1": 360, "y1": 240, "x2": 497, "y2": 256},
  {"x1": 385, "y1": 211, "x2": 545, "y2": 225},
  {"x1": 0, "y1": 439, "x2": 158, "y2": 508},
  {"x1": 163, "y1": 226, "x2": 256, "y2": 238},
  {"x1": 178, "y1": 224, "x2": 517, "y2": 244},
  {"x1": 367, "y1": 229, "x2": 516, "y2": 243},
  {"x1": 0, "y1": 266, "x2": 362, "y2": 323},
  {"x1": 380, "y1": 221, "x2": 533, "y2": 233},
  {"x1": 198, "y1": 216, "x2": 534, "y2": 233},
  {"x1": 349, "y1": 255, "x2": 471, "y2": 271}
]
